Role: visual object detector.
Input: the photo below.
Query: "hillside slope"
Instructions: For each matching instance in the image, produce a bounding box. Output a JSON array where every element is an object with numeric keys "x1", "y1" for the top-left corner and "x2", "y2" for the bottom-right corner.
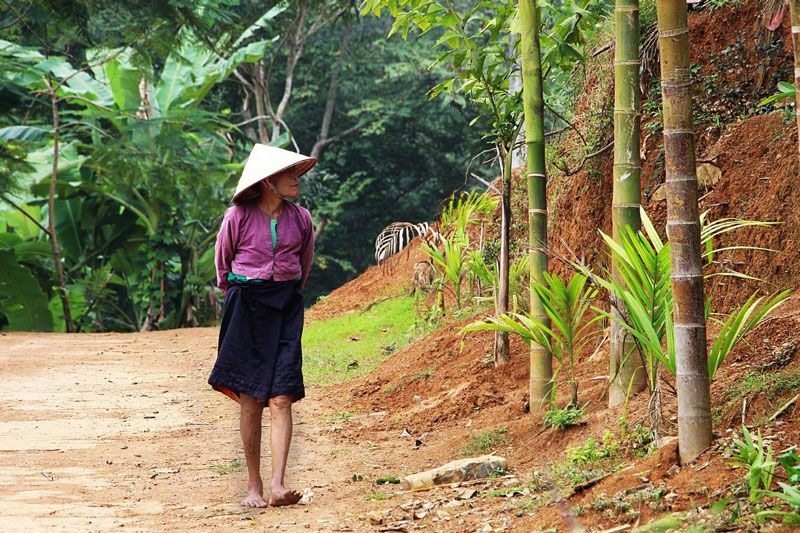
[{"x1": 319, "y1": 1, "x2": 800, "y2": 530}]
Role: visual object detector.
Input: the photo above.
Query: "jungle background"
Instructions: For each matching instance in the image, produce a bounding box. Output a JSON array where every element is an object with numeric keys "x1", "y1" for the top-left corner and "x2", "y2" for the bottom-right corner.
[{"x1": 0, "y1": 0, "x2": 498, "y2": 332}]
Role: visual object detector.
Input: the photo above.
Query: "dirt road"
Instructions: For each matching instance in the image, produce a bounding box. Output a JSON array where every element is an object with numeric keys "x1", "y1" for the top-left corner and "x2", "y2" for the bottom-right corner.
[{"x1": 0, "y1": 330, "x2": 412, "y2": 532}]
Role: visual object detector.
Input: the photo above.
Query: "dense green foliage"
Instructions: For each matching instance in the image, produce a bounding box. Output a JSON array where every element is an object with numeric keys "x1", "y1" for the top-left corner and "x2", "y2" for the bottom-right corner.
[{"x1": 0, "y1": 1, "x2": 487, "y2": 331}]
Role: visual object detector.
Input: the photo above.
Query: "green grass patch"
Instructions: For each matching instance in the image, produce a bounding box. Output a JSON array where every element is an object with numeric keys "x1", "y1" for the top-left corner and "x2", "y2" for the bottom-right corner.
[
  {"x1": 211, "y1": 458, "x2": 244, "y2": 474},
  {"x1": 567, "y1": 431, "x2": 618, "y2": 465},
  {"x1": 543, "y1": 405, "x2": 585, "y2": 429},
  {"x1": 461, "y1": 426, "x2": 510, "y2": 456},
  {"x1": 303, "y1": 296, "x2": 415, "y2": 385},
  {"x1": 542, "y1": 432, "x2": 623, "y2": 493},
  {"x1": 363, "y1": 491, "x2": 393, "y2": 500},
  {"x1": 325, "y1": 411, "x2": 356, "y2": 422},
  {"x1": 487, "y1": 485, "x2": 526, "y2": 497}
]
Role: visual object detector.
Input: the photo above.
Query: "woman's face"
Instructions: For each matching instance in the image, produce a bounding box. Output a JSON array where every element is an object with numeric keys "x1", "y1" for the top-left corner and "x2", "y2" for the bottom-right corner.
[{"x1": 265, "y1": 169, "x2": 300, "y2": 198}]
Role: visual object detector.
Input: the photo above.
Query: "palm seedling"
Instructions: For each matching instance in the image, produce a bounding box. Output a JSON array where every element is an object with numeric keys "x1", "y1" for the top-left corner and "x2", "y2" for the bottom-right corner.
[
  {"x1": 582, "y1": 210, "x2": 791, "y2": 392},
  {"x1": 730, "y1": 427, "x2": 776, "y2": 503},
  {"x1": 466, "y1": 252, "x2": 529, "y2": 312},
  {"x1": 418, "y1": 190, "x2": 499, "y2": 312},
  {"x1": 438, "y1": 190, "x2": 498, "y2": 236},
  {"x1": 463, "y1": 272, "x2": 602, "y2": 409},
  {"x1": 421, "y1": 230, "x2": 469, "y2": 310}
]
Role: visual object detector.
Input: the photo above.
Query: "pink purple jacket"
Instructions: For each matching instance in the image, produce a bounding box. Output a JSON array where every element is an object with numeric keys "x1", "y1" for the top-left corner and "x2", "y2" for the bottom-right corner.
[{"x1": 214, "y1": 201, "x2": 314, "y2": 295}]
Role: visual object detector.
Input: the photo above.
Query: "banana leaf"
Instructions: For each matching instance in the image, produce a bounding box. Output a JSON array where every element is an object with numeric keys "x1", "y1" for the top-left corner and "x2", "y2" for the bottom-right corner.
[{"x1": 0, "y1": 250, "x2": 53, "y2": 331}]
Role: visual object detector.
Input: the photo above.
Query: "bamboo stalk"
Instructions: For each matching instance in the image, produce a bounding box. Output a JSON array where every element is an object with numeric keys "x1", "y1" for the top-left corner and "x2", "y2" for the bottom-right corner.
[
  {"x1": 655, "y1": 0, "x2": 711, "y2": 464},
  {"x1": 520, "y1": 0, "x2": 552, "y2": 408},
  {"x1": 609, "y1": 0, "x2": 647, "y2": 406}
]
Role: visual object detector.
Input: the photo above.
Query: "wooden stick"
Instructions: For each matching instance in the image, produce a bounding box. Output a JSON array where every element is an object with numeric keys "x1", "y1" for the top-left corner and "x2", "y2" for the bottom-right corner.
[{"x1": 768, "y1": 394, "x2": 799, "y2": 422}]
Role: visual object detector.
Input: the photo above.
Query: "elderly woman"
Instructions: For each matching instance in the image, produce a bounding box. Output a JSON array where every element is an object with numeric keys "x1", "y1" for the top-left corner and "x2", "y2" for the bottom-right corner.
[{"x1": 209, "y1": 144, "x2": 315, "y2": 508}]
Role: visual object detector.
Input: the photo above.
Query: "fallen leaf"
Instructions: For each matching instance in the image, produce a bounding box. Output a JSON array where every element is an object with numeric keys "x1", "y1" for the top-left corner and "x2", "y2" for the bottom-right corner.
[{"x1": 456, "y1": 488, "x2": 478, "y2": 500}]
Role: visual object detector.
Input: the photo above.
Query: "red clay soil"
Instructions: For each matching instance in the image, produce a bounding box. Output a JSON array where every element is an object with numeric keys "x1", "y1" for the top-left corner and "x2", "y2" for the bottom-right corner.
[
  {"x1": 306, "y1": 240, "x2": 426, "y2": 322},
  {"x1": 326, "y1": 298, "x2": 800, "y2": 529},
  {"x1": 313, "y1": 1, "x2": 800, "y2": 529},
  {"x1": 542, "y1": 0, "x2": 798, "y2": 312}
]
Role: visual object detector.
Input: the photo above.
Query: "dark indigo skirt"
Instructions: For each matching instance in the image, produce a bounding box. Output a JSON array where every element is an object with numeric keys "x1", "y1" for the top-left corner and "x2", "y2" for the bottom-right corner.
[{"x1": 208, "y1": 279, "x2": 305, "y2": 404}]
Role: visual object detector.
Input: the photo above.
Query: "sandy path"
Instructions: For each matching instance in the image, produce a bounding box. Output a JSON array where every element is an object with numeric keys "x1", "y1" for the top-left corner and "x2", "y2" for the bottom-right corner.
[{"x1": 0, "y1": 330, "x2": 399, "y2": 532}]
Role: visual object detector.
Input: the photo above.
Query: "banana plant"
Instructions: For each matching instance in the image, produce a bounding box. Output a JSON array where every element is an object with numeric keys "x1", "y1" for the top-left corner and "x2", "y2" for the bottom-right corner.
[{"x1": 0, "y1": 248, "x2": 53, "y2": 331}]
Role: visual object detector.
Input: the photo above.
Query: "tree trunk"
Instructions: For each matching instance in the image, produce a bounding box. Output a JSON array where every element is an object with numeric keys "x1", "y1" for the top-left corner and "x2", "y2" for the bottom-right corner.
[
  {"x1": 252, "y1": 63, "x2": 270, "y2": 144},
  {"x1": 494, "y1": 147, "x2": 511, "y2": 366},
  {"x1": 46, "y1": 79, "x2": 74, "y2": 333},
  {"x1": 272, "y1": 3, "x2": 308, "y2": 141},
  {"x1": 519, "y1": 0, "x2": 552, "y2": 408},
  {"x1": 141, "y1": 265, "x2": 158, "y2": 332},
  {"x1": 655, "y1": 0, "x2": 711, "y2": 464},
  {"x1": 790, "y1": 1, "x2": 800, "y2": 163},
  {"x1": 311, "y1": 23, "x2": 352, "y2": 160},
  {"x1": 609, "y1": 0, "x2": 647, "y2": 407}
]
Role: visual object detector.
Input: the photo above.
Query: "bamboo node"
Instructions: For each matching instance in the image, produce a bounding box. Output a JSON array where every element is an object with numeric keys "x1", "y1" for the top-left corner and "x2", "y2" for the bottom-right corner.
[
  {"x1": 615, "y1": 5, "x2": 639, "y2": 12},
  {"x1": 666, "y1": 220, "x2": 700, "y2": 227},
  {"x1": 663, "y1": 128, "x2": 695, "y2": 135},
  {"x1": 661, "y1": 80, "x2": 692, "y2": 89},
  {"x1": 528, "y1": 208, "x2": 547, "y2": 215},
  {"x1": 658, "y1": 28, "x2": 689, "y2": 38},
  {"x1": 526, "y1": 173, "x2": 546, "y2": 178},
  {"x1": 614, "y1": 60, "x2": 640, "y2": 66},
  {"x1": 672, "y1": 322, "x2": 706, "y2": 329},
  {"x1": 664, "y1": 175, "x2": 700, "y2": 183},
  {"x1": 613, "y1": 108, "x2": 640, "y2": 115}
]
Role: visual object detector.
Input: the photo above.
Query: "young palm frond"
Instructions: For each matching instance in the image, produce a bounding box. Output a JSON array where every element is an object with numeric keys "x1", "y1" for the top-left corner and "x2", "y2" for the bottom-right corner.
[
  {"x1": 421, "y1": 231, "x2": 469, "y2": 309},
  {"x1": 699, "y1": 211, "x2": 777, "y2": 278},
  {"x1": 463, "y1": 272, "x2": 601, "y2": 407},
  {"x1": 593, "y1": 225, "x2": 673, "y2": 388},
  {"x1": 438, "y1": 190, "x2": 498, "y2": 235},
  {"x1": 585, "y1": 209, "x2": 789, "y2": 387},
  {"x1": 465, "y1": 252, "x2": 528, "y2": 311},
  {"x1": 509, "y1": 254, "x2": 530, "y2": 312},
  {"x1": 707, "y1": 290, "x2": 792, "y2": 379}
]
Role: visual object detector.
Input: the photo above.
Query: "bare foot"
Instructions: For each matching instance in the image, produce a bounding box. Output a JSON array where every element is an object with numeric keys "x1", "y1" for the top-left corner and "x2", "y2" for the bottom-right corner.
[
  {"x1": 242, "y1": 480, "x2": 268, "y2": 508},
  {"x1": 268, "y1": 487, "x2": 302, "y2": 507}
]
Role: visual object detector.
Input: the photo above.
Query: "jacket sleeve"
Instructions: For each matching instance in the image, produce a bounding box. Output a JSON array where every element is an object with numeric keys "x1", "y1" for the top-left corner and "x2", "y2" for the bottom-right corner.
[
  {"x1": 215, "y1": 207, "x2": 239, "y2": 295},
  {"x1": 298, "y1": 211, "x2": 315, "y2": 291}
]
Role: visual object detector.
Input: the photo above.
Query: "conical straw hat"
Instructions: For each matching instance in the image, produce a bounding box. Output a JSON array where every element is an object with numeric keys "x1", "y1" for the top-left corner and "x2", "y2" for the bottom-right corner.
[{"x1": 232, "y1": 144, "x2": 317, "y2": 203}]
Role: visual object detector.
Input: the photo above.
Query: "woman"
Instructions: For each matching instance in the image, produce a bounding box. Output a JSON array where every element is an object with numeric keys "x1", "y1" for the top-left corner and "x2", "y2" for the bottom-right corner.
[{"x1": 209, "y1": 144, "x2": 316, "y2": 508}]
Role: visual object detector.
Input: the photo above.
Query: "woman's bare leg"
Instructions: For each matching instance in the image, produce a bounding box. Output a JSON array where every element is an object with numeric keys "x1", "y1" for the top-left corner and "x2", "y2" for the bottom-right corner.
[
  {"x1": 240, "y1": 393, "x2": 268, "y2": 507},
  {"x1": 267, "y1": 394, "x2": 301, "y2": 506}
]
